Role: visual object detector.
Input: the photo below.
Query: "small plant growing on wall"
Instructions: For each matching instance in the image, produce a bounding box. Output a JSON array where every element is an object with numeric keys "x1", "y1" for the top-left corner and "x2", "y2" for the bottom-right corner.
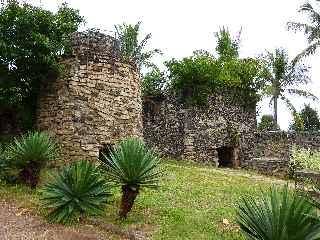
[{"x1": 99, "y1": 137, "x2": 163, "y2": 218}]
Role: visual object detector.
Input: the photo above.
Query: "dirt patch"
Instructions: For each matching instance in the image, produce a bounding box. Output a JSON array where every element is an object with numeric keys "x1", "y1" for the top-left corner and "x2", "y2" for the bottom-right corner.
[{"x1": 0, "y1": 201, "x2": 110, "y2": 240}]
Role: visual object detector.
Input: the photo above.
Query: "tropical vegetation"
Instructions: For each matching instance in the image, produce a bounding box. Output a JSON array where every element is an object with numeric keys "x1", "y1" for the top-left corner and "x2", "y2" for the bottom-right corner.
[
  {"x1": 41, "y1": 160, "x2": 111, "y2": 224},
  {"x1": 0, "y1": 1, "x2": 84, "y2": 129},
  {"x1": 99, "y1": 137, "x2": 163, "y2": 218},
  {"x1": 8, "y1": 131, "x2": 57, "y2": 188},
  {"x1": 261, "y1": 48, "x2": 316, "y2": 125},
  {"x1": 290, "y1": 104, "x2": 320, "y2": 132},
  {"x1": 115, "y1": 21, "x2": 162, "y2": 72},
  {"x1": 288, "y1": 0, "x2": 320, "y2": 59},
  {"x1": 257, "y1": 115, "x2": 280, "y2": 132},
  {"x1": 237, "y1": 184, "x2": 320, "y2": 240},
  {"x1": 165, "y1": 28, "x2": 264, "y2": 106}
]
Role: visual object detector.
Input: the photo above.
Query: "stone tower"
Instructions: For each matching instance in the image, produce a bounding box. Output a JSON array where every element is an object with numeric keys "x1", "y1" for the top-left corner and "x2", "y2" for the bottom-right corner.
[{"x1": 36, "y1": 31, "x2": 142, "y2": 162}]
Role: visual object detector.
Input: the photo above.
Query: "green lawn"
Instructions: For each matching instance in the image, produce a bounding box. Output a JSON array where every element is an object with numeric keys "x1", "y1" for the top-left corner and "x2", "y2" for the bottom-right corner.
[{"x1": 0, "y1": 160, "x2": 282, "y2": 240}]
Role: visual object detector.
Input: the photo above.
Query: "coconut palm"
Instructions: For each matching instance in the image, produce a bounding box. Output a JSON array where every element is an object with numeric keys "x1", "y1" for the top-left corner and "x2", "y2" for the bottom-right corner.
[
  {"x1": 237, "y1": 185, "x2": 320, "y2": 240},
  {"x1": 99, "y1": 137, "x2": 163, "y2": 219},
  {"x1": 262, "y1": 48, "x2": 317, "y2": 125},
  {"x1": 115, "y1": 21, "x2": 162, "y2": 72},
  {"x1": 288, "y1": 0, "x2": 320, "y2": 59}
]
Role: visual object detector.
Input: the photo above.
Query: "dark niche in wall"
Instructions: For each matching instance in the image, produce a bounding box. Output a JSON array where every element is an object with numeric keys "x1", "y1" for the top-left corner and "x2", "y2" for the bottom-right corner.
[{"x1": 217, "y1": 146, "x2": 240, "y2": 168}]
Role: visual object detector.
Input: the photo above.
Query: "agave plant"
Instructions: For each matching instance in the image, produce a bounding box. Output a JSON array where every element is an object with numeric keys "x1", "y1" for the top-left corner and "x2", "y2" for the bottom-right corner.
[
  {"x1": 9, "y1": 131, "x2": 57, "y2": 188},
  {"x1": 41, "y1": 160, "x2": 111, "y2": 224},
  {"x1": 99, "y1": 137, "x2": 163, "y2": 218},
  {"x1": 237, "y1": 185, "x2": 320, "y2": 240}
]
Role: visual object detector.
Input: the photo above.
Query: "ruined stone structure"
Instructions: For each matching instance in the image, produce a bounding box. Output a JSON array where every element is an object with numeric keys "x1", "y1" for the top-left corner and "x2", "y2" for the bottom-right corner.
[
  {"x1": 248, "y1": 131, "x2": 320, "y2": 176},
  {"x1": 143, "y1": 95, "x2": 256, "y2": 167},
  {"x1": 36, "y1": 31, "x2": 142, "y2": 162}
]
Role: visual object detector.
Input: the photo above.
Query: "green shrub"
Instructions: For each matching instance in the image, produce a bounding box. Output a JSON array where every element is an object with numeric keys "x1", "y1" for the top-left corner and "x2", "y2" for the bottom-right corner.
[
  {"x1": 99, "y1": 137, "x2": 163, "y2": 218},
  {"x1": 289, "y1": 146, "x2": 320, "y2": 177},
  {"x1": 8, "y1": 132, "x2": 57, "y2": 188},
  {"x1": 237, "y1": 185, "x2": 320, "y2": 240},
  {"x1": 41, "y1": 160, "x2": 111, "y2": 224},
  {"x1": 257, "y1": 115, "x2": 280, "y2": 132}
]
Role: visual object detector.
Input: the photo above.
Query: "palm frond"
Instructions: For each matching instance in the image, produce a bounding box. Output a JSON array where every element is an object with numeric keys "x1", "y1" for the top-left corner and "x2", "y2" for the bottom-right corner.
[
  {"x1": 280, "y1": 95, "x2": 297, "y2": 113},
  {"x1": 287, "y1": 88, "x2": 318, "y2": 100}
]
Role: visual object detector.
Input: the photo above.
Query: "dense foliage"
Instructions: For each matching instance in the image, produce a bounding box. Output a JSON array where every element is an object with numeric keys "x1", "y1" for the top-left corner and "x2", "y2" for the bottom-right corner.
[
  {"x1": 8, "y1": 131, "x2": 57, "y2": 188},
  {"x1": 261, "y1": 48, "x2": 316, "y2": 125},
  {"x1": 142, "y1": 67, "x2": 167, "y2": 97},
  {"x1": 237, "y1": 185, "x2": 320, "y2": 240},
  {"x1": 41, "y1": 160, "x2": 110, "y2": 224},
  {"x1": 290, "y1": 104, "x2": 320, "y2": 132},
  {"x1": 289, "y1": 146, "x2": 320, "y2": 178},
  {"x1": 0, "y1": 1, "x2": 84, "y2": 129},
  {"x1": 115, "y1": 21, "x2": 162, "y2": 72},
  {"x1": 257, "y1": 115, "x2": 280, "y2": 132},
  {"x1": 165, "y1": 28, "x2": 264, "y2": 106},
  {"x1": 99, "y1": 137, "x2": 163, "y2": 218}
]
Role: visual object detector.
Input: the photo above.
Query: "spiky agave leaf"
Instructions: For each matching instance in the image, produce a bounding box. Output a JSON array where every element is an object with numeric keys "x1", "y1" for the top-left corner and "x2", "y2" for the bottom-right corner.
[
  {"x1": 99, "y1": 137, "x2": 163, "y2": 188},
  {"x1": 237, "y1": 185, "x2": 320, "y2": 240},
  {"x1": 41, "y1": 160, "x2": 111, "y2": 224}
]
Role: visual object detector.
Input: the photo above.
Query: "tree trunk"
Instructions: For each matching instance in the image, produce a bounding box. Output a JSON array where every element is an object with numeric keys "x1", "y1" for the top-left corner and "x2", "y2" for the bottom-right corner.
[
  {"x1": 19, "y1": 165, "x2": 41, "y2": 189},
  {"x1": 119, "y1": 185, "x2": 140, "y2": 219},
  {"x1": 273, "y1": 96, "x2": 278, "y2": 126}
]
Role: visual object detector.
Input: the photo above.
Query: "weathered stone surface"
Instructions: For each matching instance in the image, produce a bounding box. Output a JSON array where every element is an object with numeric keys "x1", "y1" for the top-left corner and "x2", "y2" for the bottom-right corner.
[
  {"x1": 36, "y1": 31, "x2": 142, "y2": 162},
  {"x1": 143, "y1": 95, "x2": 256, "y2": 166},
  {"x1": 248, "y1": 131, "x2": 320, "y2": 176}
]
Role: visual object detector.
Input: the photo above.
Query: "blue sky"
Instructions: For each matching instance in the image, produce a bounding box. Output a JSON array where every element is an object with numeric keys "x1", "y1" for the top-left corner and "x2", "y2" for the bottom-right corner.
[{"x1": 29, "y1": 0, "x2": 320, "y2": 129}]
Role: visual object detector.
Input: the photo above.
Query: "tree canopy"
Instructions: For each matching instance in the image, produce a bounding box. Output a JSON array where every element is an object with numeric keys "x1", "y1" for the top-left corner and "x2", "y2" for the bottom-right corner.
[
  {"x1": 0, "y1": 1, "x2": 84, "y2": 128},
  {"x1": 289, "y1": 104, "x2": 320, "y2": 132},
  {"x1": 164, "y1": 28, "x2": 264, "y2": 106}
]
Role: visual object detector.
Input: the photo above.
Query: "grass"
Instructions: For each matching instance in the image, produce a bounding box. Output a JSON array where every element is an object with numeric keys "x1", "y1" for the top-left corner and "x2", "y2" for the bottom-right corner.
[{"x1": 0, "y1": 160, "x2": 283, "y2": 240}]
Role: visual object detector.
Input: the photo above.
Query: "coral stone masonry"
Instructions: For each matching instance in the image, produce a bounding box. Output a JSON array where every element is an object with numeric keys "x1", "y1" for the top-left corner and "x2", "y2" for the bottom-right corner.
[
  {"x1": 143, "y1": 95, "x2": 256, "y2": 167},
  {"x1": 36, "y1": 31, "x2": 142, "y2": 162}
]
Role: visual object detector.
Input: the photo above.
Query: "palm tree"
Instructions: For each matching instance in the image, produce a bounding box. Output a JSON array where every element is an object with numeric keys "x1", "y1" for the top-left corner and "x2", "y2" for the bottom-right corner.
[
  {"x1": 262, "y1": 48, "x2": 317, "y2": 125},
  {"x1": 115, "y1": 22, "x2": 162, "y2": 72},
  {"x1": 288, "y1": 0, "x2": 320, "y2": 59},
  {"x1": 99, "y1": 137, "x2": 163, "y2": 219}
]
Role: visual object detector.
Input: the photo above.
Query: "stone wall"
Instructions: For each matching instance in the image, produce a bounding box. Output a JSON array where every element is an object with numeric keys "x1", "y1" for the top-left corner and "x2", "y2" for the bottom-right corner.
[
  {"x1": 249, "y1": 131, "x2": 320, "y2": 175},
  {"x1": 36, "y1": 31, "x2": 142, "y2": 162},
  {"x1": 143, "y1": 95, "x2": 256, "y2": 166}
]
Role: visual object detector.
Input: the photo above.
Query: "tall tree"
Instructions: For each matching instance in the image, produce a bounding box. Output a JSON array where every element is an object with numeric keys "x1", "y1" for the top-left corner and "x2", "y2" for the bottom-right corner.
[
  {"x1": 262, "y1": 48, "x2": 316, "y2": 125},
  {"x1": 115, "y1": 22, "x2": 162, "y2": 73},
  {"x1": 0, "y1": 1, "x2": 84, "y2": 128},
  {"x1": 290, "y1": 104, "x2": 320, "y2": 131},
  {"x1": 288, "y1": 0, "x2": 320, "y2": 59}
]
